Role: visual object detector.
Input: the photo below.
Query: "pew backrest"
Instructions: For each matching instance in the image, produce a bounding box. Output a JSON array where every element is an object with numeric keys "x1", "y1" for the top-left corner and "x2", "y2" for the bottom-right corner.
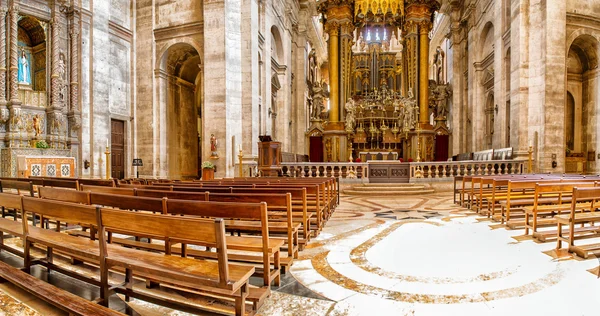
[{"x1": 39, "y1": 187, "x2": 91, "y2": 204}]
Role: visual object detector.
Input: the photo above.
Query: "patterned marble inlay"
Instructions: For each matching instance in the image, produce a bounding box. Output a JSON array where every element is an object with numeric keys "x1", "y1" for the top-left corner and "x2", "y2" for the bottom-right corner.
[
  {"x1": 61, "y1": 164, "x2": 70, "y2": 177},
  {"x1": 46, "y1": 164, "x2": 56, "y2": 177},
  {"x1": 30, "y1": 164, "x2": 41, "y2": 176}
]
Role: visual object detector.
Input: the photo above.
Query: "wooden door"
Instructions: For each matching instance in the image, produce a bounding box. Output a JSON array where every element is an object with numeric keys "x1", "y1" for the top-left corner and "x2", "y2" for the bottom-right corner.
[
  {"x1": 111, "y1": 119, "x2": 125, "y2": 179},
  {"x1": 309, "y1": 136, "x2": 323, "y2": 162}
]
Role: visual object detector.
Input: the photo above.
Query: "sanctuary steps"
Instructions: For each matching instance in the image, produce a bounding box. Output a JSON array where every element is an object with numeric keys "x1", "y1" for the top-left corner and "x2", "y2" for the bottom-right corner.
[{"x1": 343, "y1": 183, "x2": 435, "y2": 196}]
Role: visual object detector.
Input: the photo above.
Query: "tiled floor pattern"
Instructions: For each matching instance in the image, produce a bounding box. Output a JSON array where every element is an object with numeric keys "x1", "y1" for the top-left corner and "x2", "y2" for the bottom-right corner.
[{"x1": 1, "y1": 191, "x2": 600, "y2": 315}]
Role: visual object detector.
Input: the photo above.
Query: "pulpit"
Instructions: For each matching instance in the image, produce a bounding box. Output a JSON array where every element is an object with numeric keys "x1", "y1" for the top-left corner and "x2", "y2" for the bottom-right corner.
[{"x1": 258, "y1": 138, "x2": 282, "y2": 177}]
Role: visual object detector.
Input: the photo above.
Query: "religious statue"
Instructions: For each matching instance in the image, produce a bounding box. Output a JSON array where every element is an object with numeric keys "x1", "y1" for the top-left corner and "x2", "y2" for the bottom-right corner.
[
  {"x1": 58, "y1": 54, "x2": 66, "y2": 81},
  {"x1": 435, "y1": 85, "x2": 451, "y2": 119},
  {"x1": 33, "y1": 114, "x2": 43, "y2": 137},
  {"x1": 18, "y1": 49, "x2": 30, "y2": 85},
  {"x1": 434, "y1": 47, "x2": 445, "y2": 85},
  {"x1": 344, "y1": 98, "x2": 356, "y2": 131},
  {"x1": 210, "y1": 134, "x2": 219, "y2": 159},
  {"x1": 311, "y1": 95, "x2": 324, "y2": 120}
]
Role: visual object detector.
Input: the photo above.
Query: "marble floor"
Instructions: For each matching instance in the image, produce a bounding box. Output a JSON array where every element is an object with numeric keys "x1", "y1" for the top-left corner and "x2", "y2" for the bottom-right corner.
[{"x1": 1, "y1": 189, "x2": 600, "y2": 315}]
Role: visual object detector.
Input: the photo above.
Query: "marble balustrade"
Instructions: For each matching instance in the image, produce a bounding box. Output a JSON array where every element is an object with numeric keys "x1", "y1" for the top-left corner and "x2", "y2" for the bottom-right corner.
[
  {"x1": 280, "y1": 159, "x2": 526, "y2": 181},
  {"x1": 409, "y1": 160, "x2": 526, "y2": 179},
  {"x1": 280, "y1": 162, "x2": 369, "y2": 180}
]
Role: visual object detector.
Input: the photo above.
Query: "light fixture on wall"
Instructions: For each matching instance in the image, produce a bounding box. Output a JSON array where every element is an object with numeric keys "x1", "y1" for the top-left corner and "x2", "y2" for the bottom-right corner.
[{"x1": 494, "y1": 104, "x2": 498, "y2": 114}]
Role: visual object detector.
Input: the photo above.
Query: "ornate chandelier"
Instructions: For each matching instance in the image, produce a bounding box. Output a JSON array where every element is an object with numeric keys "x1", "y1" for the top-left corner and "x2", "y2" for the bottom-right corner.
[{"x1": 354, "y1": 0, "x2": 404, "y2": 19}]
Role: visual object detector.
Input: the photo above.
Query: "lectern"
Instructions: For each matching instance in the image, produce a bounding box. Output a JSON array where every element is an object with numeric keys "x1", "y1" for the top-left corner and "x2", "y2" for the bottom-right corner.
[{"x1": 258, "y1": 136, "x2": 282, "y2": 177}]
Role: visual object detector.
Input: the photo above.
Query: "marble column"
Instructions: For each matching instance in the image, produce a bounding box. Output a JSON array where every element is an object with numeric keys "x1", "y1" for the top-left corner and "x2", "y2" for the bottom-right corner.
[
  {"x1": 450, "y1": 29, "x2": 463, "y2": 154},
  {"x1": 67, "y1": 6, "x2": 81, "y2": 173},
  {"x1": 203, "y1": 0, "x2": 242, "y2": 177},
  {"x1": 325, "y1": 21, "x2": 339, "y2": 122},
  {"x1": 50, "y1": 15, "x2": 62, "y2": 109},
  {"x1": 339, "y1": 21, "x2": 353, "y2": 120},
  {"x1": 418, "y1": 21, "x2": 432, "y2": 128},
  {"x1": 8, "y1": 4, "x2": 18, "y2": 104},
  {"x1": 0, "y1": 7, "x2": 6, "y2": 107},
  {"x1": 7, "y1": 4, "x2": 20, "y2": 147}
]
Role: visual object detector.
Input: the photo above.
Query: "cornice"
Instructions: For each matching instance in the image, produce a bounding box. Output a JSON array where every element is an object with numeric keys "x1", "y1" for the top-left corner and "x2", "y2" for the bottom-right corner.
[{"x1": 154, "y1": 21, "x2": 203, "y2": 42}]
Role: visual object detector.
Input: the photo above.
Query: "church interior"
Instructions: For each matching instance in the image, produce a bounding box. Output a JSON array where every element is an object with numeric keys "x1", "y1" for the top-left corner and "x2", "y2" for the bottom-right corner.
[{"x1": 0, "y1": 0, "x2": 598, "y2": 315}]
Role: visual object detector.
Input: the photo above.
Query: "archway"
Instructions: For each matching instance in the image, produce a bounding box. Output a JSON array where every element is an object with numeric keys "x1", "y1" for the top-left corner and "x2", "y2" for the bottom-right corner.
[
  {"x1": 565, "y1": 34, "x2": 599, "y2": 173},
  {"x1": 160, "y1": 43, "x2": 202, "y2": 179}
]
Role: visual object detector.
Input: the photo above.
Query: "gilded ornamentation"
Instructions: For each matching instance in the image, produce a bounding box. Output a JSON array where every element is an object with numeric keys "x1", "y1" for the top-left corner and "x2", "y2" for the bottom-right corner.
[
  {"x1": 0, "y1": 8, "x2": 6, "y2": 104},
  {"x1": 355, "y1": 0, "x2": 404, "y2": 18},
  {"x1": 9, "y1": 6, "x2": 19, "y2": 102}
]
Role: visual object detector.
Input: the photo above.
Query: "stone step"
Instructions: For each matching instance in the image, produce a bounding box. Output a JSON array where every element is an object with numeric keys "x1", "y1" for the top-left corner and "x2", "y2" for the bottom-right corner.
[
  {"x1": 348, "y1": 186, "x2": 427, "y2": 191},
  {"x1": 342, "y1": 189, "x2": 435, "y2": 196}
]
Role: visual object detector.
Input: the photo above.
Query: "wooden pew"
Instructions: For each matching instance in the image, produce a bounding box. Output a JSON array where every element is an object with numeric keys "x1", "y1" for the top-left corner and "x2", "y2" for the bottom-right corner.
[
  {"x1": 0, "y1": 260, "x2": 124, "y2": 316},
  {"x1": 82, "y1": 184, "x2": 315, "y2": 241},
  {"x1": 164, "y1": 199, "x2": 281, "y2": 287},
  {"x1": 40, "y1": 187, "x2": 285, "y2": 287},
  {"x1": 0, "y1": 179, "x2": 35, "y2": 223},
  {"x1": 76, "y1": 179, "x2": 115, "y2": 190},
  {"x1": 0, "y1": 193, "x2": 24, "y2": 257},
  {"x1": 523, "y1": 182, "x2": 597, "y2": 240},
  {"x1": 555, "y1": 187, "x2": 600, "y2": 258},
  {"x1": 19, "y1": 196, "x2": 260, "y2": 315}
]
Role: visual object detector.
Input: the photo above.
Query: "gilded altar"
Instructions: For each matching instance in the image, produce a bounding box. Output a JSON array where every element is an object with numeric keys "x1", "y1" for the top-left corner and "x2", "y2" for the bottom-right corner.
[{"x1": 313, "y1": 0, "x2": 446, "y2": 164}]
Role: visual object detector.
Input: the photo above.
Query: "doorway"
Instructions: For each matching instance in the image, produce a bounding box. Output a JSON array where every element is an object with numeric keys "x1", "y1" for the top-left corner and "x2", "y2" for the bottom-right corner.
[{"x1": 111, "y1": 119, "x2": 125, "y2": 179}]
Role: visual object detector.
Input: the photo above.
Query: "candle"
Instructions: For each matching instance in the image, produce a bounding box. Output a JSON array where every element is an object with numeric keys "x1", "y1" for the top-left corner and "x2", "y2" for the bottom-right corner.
[{"x1": 106, "y1": 138, "x2": 109, "y2": 147}]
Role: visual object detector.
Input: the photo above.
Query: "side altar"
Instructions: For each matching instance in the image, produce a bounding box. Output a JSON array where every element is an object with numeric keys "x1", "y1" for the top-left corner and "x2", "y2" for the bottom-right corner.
[{"x1": 1, "y1": 148, "x2": 75, "y2": 178}]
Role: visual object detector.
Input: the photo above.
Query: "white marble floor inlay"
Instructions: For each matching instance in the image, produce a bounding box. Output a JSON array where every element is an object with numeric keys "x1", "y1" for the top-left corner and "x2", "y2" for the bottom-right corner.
[{"x1": 287, "y1": 193, "x2": 600, "y2": 316}]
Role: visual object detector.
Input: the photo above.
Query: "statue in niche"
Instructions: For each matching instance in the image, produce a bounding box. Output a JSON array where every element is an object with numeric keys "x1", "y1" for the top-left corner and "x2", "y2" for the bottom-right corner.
[
  {"x1": 210, "y1": 134, "x2": 218, "y2": 152},
  {"x1": 33, "y1": 114, "x2": 43, "y2": 137},
  {"x1": 311, "y1": 95, "x2": 324, "y2": 120},
  {"x1": 344, "y1": 98, "x2": 356, "y2": 131},
  {"x1": 58, "y1": 54, "x2": 68, "y2": 104},
  {"x1": 18, "y1": 49, "x2": 30, "y2": 85},
  {"x1": 435, "y1": 85, "x2": 451, "y2": 119}
]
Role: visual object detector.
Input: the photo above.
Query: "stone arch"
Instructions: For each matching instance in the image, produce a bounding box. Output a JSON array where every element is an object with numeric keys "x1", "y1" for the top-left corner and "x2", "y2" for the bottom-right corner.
[
  {"x1": 479, "y1": 21, "x2": 495, "y2": 61},
  {"x1": 158, "y1": 42, "x2": 203, "y2": 179},
  {"x1": 565, "y1": 34, "x2": 599, "y2": 171},
  {"x1": 17, "y1": 16, "x2": 47, "y2": 92},
  {"x1": 271, "y1": 25, "x2": 284, "y2": 63}
]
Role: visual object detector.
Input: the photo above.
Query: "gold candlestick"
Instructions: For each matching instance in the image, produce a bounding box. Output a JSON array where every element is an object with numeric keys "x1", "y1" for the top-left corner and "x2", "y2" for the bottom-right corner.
[
  {"x1": 105, "y1": 146, "x2": 111, "y2": 179},
  {"x1": 238, "y1": 148, "x2": 243, "y2": 177}
]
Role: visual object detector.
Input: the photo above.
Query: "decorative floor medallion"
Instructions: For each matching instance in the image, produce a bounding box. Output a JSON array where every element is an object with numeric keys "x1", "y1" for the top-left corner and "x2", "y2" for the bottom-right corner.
[{"x1": 374, "y1": 209, "x2": 443, "y2": 220}]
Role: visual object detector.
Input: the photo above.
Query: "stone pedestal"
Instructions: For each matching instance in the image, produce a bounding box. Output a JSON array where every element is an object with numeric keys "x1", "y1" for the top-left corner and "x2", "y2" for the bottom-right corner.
[
  {"x1": 410, "y1": 129, "x2": 435, "y2": 162},
  {"x1": 323, "y1": 122, "x2": 348, "y2": 162}
]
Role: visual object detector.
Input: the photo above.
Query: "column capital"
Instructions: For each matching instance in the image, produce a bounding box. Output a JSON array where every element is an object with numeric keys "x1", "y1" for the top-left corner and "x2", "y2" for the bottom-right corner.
[{"x1": 324, "y1": 21, "x2": 339, "y2": 36}]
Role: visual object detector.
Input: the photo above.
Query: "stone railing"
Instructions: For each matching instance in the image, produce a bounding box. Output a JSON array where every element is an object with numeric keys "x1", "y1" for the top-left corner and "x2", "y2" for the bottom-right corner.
[
  {"x1": 280, "y1": 162, "x2": 369, "y2": 180},
  {"x1": 409, "y1": 159, "x2": 526, "y2": 180}
]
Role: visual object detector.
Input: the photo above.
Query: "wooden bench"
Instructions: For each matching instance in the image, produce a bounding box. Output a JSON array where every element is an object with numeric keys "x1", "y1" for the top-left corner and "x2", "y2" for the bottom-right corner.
[
  {"x1": 44, "y1": 187, "x2": 284, "y2": 287},
  {"x1": 555, "y1": 187, "x2": 600, "y2": 258},
  {"x1": 0, "y1": 193, "x2": 25, "y2": 257},
  {"x1": 19, "y1": 196, "x2": 260, "y2": 315},
  {"x1": 164, "y1": 199, "x2": 282, "y2": 287},
  {"x1": 523, "y1": 182, "x2": 597, "y2": 240},
  {"x1": 0, "y1": 260, "x2": 124, "y2": 316},
  {"x1": 0, "y1": 179, "x2": 35, "y2": 223}
]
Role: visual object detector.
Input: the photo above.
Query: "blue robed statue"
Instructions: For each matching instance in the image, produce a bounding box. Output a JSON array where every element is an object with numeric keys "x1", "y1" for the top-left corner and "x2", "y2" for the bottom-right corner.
[{"x1": 18, "y1": 49, "x2": 30, "y2": 85}]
